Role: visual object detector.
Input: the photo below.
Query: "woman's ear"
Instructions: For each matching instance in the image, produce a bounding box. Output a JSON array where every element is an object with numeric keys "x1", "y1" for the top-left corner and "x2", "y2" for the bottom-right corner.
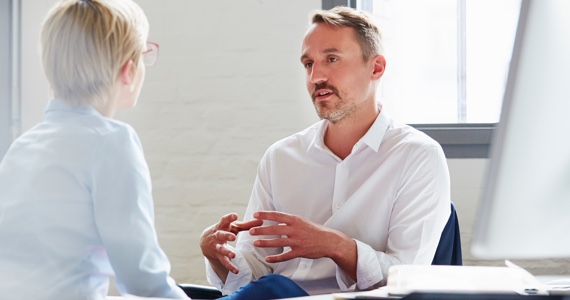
[
  {"x1": 119, "y1": 59, "x2": 135, "y2": 86},
  {"x1": 371, "y1": 54, "x2": 386, "y2": 80}
]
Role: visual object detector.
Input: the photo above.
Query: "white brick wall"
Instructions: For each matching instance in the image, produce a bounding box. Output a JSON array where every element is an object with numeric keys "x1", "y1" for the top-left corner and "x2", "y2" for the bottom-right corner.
[
  {"x1": 20, "y1": 0, "x2": 321, "y2": 289},
  {"x1": 17, "y1": 0, "x2": 570, "y2": 293},
  {"x1": 117, "y1": 0, "x2": 323, "y2": 286}
]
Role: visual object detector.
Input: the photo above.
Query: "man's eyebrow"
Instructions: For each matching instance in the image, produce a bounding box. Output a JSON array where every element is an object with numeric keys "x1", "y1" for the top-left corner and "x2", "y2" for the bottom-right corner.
[{"x1": 300, "y1": 48, "x2": 341, "y2": 62}]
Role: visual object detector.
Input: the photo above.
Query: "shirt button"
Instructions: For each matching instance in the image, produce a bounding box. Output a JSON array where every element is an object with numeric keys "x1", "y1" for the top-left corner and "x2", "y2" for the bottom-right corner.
[
  {"x1": 336, "y1": 204, "x2": 341, "y2": 209},
  {"x1": 300, "y1": 264, "x2": 307, "y2": 269}
]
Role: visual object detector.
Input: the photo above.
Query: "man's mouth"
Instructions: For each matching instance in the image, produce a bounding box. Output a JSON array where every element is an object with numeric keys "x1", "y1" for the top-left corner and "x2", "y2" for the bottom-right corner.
[{"x1": 313, "y1": 89, "x2": 334, "y2": 101}]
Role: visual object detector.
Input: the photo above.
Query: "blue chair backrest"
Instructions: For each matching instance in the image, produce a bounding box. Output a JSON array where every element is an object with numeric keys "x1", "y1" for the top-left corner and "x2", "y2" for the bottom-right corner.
[{"x1": 431, "y1": 202, "x2": 463, "y2": 265}]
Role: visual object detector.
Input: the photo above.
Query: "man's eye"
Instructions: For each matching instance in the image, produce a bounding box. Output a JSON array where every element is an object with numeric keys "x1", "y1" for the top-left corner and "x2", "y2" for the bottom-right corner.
[
  {"x1": 304, "y1": 62, "x2": 313, "y2": 68},
  {"x1": 328, "y1": 57, "x2": 338, "y2": 62}
]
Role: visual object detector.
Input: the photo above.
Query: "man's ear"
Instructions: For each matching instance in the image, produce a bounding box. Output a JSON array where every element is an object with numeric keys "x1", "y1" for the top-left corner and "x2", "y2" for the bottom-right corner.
[
  {"x1": 371, "y1": 54, "x2": 386, "y2": 80},
  {"x1": 119, "y1": 59, "x2": 135, "y2": 86}
]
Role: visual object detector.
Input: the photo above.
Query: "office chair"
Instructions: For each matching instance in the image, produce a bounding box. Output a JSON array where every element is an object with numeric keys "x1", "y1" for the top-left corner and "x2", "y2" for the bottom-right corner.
[
  {"x1": 178, "y1": 202, "x2": 463, "y2": 298},
  {"x1": 177, "y1": 283, "x2": 223, "y2": 299},
  {"x1": 432, "y1": 202, "x2": 463, "y2": 266}
]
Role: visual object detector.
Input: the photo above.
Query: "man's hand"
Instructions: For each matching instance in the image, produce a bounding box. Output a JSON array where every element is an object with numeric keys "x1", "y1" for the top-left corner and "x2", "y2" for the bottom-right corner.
[
  {"x1": 200, "y1": 213, "x2": 263, "y2": 281},
  {"x1": 249, "y1": 211, "x2": 357, "y2": 280}
]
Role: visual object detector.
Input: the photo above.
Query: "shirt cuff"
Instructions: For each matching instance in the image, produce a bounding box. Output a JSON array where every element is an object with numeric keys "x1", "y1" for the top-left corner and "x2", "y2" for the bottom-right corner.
[{"x1": 336, "y1": 239, "x2": 385, "y2": 291}]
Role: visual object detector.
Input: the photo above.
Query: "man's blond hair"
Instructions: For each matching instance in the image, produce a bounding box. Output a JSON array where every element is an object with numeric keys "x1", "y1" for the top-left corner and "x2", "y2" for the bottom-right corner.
[
  {"x1": 40, "y1": 0, "x2": 148, "y2": 107},
  {"x1": 311, "y1": 6, "x2": 383, "y2": 61}
]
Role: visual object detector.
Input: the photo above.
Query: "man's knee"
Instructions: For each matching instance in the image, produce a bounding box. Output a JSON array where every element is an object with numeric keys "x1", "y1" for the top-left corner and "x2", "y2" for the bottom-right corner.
[
  {"x1": 256, "y1": 273, "x2": 292, "y2": 284},
  {"x1": 227, "y1": 273, "x2": 309, "y2": 300}
]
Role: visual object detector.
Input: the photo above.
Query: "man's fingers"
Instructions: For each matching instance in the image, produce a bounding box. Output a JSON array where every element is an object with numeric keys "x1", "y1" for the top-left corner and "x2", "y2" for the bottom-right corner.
[
  {"x1": 249, "y1": 223, "x2": 291, "y2": 236},
  {"x1": 253, "y1": 211, "x2": 296, "y2": 224},
  {"x1": 218, "y1": 213, "x2": 239, "y2": 230},
  {"x1": 215, "y1": 243, "x2": 236, "y2": 259},
  {"x1": 253, "y1": 237, "x2": 295, "y2": 248},
  {"x1": 218, "y1": 254, "x2": 239, "y2": 274},
  {"x1": 202, "y1": 229, "x2": 235, "y2": 259},
  {"x1": 265, "y1": 250, "x2": 298, "y2": 263},
  {"x1": 214, "y1": 230, "x2": 236, "y2": 242},
  {"x1": 230, "y1": 218, "x2": 264, "y2": 235},
  {"x1": 208, "y1": 243, "x2": 238, "y2": 273}
]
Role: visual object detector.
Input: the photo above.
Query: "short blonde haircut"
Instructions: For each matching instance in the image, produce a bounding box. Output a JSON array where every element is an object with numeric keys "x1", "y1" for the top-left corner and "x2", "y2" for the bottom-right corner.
[
  {"x1": 40, "y1": 0, "x2": 149, "y2": 107},
  {"x1": 311, "y1": 6, "x2": 383, "y2": 61}
]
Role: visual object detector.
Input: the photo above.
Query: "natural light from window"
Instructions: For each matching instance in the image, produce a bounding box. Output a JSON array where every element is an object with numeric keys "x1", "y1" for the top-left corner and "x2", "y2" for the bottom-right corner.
[{"x1": 358, "y1": 0, "x2": 521, "y2": 124}]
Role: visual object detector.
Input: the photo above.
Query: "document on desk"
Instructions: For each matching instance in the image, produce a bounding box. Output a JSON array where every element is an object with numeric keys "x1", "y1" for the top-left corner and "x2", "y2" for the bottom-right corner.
[
  {"x1": 383, "y1": 262, "x2": 545, "y2": 296},
  {"x1": 333, "y1": 261, "x2": 555, "y2": 299}
]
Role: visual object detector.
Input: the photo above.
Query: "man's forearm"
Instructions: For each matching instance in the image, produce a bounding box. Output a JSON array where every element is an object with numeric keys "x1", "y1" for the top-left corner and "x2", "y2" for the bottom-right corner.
[
  {"x1": 330, "y1": 232, "x2": 358, "y2": 281},
  {"x1": 206, "y1": 257, "x2": 231, "y2": 283}
]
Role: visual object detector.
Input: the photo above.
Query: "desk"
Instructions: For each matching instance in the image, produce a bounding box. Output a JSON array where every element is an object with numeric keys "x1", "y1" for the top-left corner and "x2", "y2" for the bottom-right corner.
[
  {"x1": 288, "y1": 275, "x2": 570, "y2": 300},
  {"x1": 290, "y1": 292, "x2": 570, "y2": 300},
  {"x1": 106, "y1": 292, "x2": 569, "y2": 300},
  {"x1": 106, "y1": 275, "x2": 570, "y2": 300}
]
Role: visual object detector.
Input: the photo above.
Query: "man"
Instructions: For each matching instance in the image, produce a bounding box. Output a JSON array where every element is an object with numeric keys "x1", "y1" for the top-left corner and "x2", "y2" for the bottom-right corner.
[{"x1": 200, "y1": 6, "x2": 450, "y2": 297}]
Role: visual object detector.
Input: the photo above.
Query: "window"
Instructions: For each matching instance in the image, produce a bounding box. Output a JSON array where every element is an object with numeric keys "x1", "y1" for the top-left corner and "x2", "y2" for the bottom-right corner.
[
  {"x1": 360, "y1": 0, "x2": 521, "y2": 124},
  {"x1": 323, "y1": 0, "x2": 522, "y2": 157}
]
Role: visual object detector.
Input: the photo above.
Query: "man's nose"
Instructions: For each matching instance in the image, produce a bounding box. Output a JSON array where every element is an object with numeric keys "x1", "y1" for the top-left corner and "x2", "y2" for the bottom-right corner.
[{"x1": 309, "y1": 64, "x2": 327, "y2": 85}]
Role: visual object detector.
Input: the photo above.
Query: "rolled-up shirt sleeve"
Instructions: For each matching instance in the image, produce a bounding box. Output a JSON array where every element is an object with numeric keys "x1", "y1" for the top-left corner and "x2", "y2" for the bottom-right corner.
[
  {"x1": 205, "y1": 245, "x2": 253, "y2": 295},
  {"x1": 336, "y1": 144, "x2": 450, "y2": 291}
]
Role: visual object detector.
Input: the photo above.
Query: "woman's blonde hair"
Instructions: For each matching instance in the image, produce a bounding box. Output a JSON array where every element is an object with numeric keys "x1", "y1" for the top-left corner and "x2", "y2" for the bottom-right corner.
[
  {"x1": 40, "y1": 0, "x2": 148, "y2": 107},
  {"x1": 311, "y1": 6, "x2": 383, "y2": 61}
]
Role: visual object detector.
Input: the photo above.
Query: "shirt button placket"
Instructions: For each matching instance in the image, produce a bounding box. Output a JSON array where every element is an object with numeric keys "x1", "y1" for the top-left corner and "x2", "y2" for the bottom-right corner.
[{"x1": 332, "y1": 162, "x2": 348, "y2": 212}]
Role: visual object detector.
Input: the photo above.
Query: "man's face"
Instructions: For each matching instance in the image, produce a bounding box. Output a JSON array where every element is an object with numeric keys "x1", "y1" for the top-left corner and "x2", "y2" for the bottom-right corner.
[{"x1": 301, "y1": 23, "x2": 379, "y2": 124}]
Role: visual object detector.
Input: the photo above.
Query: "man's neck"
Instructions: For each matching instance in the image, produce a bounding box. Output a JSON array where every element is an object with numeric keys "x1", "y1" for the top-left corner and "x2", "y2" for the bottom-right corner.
[{"x1": 324, "y1": 103, "x2": 380, "y2": 160}]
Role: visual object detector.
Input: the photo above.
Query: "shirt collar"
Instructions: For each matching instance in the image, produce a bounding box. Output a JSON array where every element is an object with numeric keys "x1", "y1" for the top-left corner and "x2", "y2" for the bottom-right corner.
[
  {"x1": 44, "y1": 99, "x2": 102, "y2": 118},
  {"x1": 308, "y1": 120, "x2": 329, "y2": 153},
  {"x1": 307, "y1": 109, "x2": 390, "y2": 154},
  {"x1": 360, "y1": 111, "x2": 390, "y2": 152}
]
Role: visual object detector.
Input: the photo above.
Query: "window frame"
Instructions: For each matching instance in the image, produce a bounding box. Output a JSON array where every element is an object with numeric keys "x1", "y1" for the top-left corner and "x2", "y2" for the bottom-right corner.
[
  {"x1": 0, "y1": 0, "x2": 13, "y2": 158},
  {"x1": 322, "y1": 0, "x2": 496, "y2": 159},
  {"x1": 322, "y1": 0, "x2": 357, "y2": 9}
]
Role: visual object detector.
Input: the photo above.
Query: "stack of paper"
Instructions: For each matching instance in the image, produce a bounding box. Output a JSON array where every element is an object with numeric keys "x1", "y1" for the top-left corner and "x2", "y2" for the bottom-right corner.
[
  {"x1": 333, "y1": 261, "x2": 557, "y2": 299},
  {"x1": 384, "y1": 264, "x2": 543, "y2": 296}
]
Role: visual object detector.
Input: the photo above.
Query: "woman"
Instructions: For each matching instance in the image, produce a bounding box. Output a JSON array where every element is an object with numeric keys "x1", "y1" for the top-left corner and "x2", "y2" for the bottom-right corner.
[{"x1": 0, "y1": 0, "x2": 188, "y2": 299}]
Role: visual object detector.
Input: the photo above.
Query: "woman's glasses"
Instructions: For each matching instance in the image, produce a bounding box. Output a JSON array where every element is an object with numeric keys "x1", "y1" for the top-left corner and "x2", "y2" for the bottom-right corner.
[{"x1": 142, "y1": 42, "x2": 159, "y2": 67}]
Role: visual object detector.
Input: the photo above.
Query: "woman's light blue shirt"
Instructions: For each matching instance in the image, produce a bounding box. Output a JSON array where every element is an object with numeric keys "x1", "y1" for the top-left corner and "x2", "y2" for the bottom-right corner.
[{"x1": 0, "y1": 99, "x2": 188, "y2": 299}]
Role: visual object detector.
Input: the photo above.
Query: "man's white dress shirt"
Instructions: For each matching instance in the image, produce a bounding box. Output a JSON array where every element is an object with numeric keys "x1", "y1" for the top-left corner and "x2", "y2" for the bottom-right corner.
[
  {"x1": 0, "y1": 99, "x2": 188, "y2": 300},
  {"x1": 206, "y1": 111, "x2": 451, "y2": 295}
]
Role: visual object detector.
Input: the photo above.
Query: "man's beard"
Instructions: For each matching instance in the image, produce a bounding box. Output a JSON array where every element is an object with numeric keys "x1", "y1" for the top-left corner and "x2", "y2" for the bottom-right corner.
[{"x1": 312, "y1": 83, "x2": 355, "y2": 124}]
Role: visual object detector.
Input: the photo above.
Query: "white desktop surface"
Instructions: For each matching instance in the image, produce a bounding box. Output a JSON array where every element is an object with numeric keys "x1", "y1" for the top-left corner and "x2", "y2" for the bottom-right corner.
[
  {"x1": 104, "y1": 276, "x2": 570, "y2": 300},
  {"x1": 103, "y1": 292, "x2": 372, "y2": 300},
  {"x1": 105, "y1": 295, "x2": 337, "y2": 300},
  {"x1": 105, "y1": 292, "x2": 361, "y2": 300}
]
